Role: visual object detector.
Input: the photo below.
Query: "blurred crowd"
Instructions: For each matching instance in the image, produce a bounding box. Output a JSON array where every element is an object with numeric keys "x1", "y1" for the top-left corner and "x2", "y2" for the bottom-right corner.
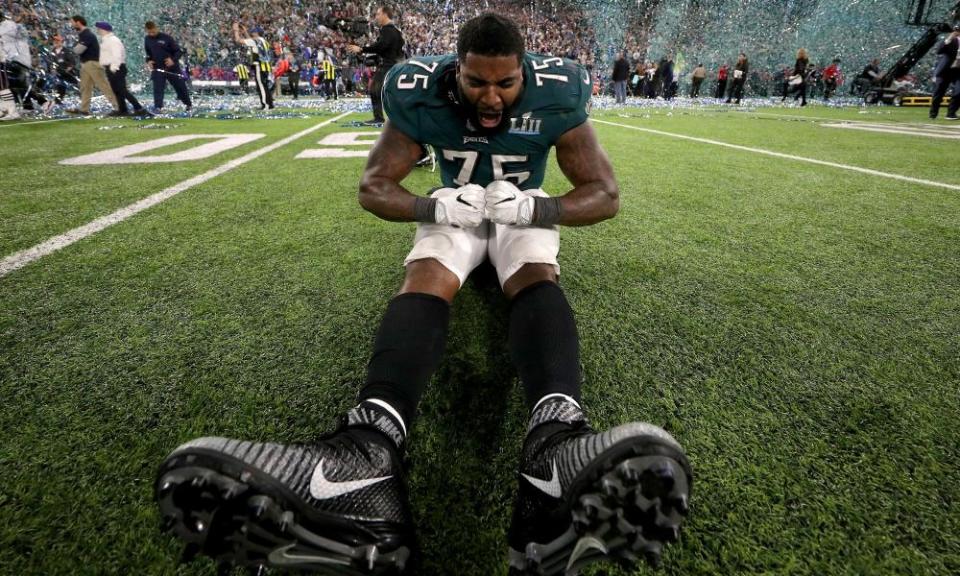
[
  {"x1": 0, "y1": 0, "x2": 910, "y2": 107},
  {"x1": 3, "y1": 0, "x2": 597, "y2": 98}
]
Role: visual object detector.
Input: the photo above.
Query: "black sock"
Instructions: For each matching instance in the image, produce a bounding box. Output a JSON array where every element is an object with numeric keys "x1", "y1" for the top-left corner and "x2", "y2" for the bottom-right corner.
[
  {"x1": 509, "y1": 281, "x2": 582, "y2": 410},
  {"x1": 359, "y1": 292, "x2": 450, "y2": 428}
]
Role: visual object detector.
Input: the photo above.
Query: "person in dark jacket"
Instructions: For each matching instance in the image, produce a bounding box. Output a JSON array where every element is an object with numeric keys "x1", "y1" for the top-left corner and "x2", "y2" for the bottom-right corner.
[
  {"x1": 930, "y1": 26, "x2": 960, "y2": 119},
  {"x1": 850, "y1": 59, "x2": 880, "y2": 95},
  {"x1": 612, "y1": 51, "x2": 629, "y2": 104},
  {"x1": 49, "y1": 34, "x2": 78, "y2": 103},
  {"x1": 65, "y1": 14, "x2": 118, "y2": 115},
  {"x1": 144, "y1": 21, "x2": 192, "y2": 111},
  {"x1": 784, "y1": 48, "x2": 810, "y2": 106},
  {"x1": 725, "y1": 53, "x2": 748, "y2": 104},
  {"x1": 347, "y1": 4, "x2": 405, "y2": 125},
  {"x1": 662, "y1": 56, "x2": 675, "y2": 99}
]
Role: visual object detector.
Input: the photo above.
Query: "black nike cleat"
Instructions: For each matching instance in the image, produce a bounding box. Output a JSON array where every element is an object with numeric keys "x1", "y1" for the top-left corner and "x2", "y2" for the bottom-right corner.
[
  {"x1": 155, "y1": 402, "x2": 414, "y2": 574},
  {"x1": 508, "y1": 399, "x2": 692, "y2": 575}
]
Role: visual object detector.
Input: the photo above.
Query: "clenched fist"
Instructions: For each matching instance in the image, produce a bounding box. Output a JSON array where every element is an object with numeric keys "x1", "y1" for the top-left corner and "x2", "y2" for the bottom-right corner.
[
  {"x1": 484, "y1": 180, "x2": 535, "y2": 226},
  {"x1": 433, "y1": 184, "x2": 486, "y2": 228}
]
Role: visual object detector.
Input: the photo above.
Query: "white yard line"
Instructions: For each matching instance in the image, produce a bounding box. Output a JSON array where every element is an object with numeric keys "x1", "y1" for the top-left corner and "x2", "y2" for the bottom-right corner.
[
  {"x1": 593, "y1": 118, "x2": 960, "y2": 192},
  {"x1": 0, "y1": 116, "x2": 84, "y2": 128},
  {"x1": 821, "y1": 122, "x2": 960, "y2": 139},
  {"x1": 736, "y1": 110, "x2": 949, "y2": 129},
  {"x1": 0, "y1": 111, "x2": 353, "y2": 278}
]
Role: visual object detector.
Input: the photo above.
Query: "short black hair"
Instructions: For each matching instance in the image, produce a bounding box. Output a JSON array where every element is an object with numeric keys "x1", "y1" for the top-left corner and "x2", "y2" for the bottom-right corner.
[
  {"x1": 145, "y1": 21, "x2": 157, "y2": 30},
  {"x1": 378, "y1": 5, "x2": 394, "y2": 19},
  {"x1": 457, "y1": 13, "x2": 525, "y2": 63},
  {"x1": 71, "y1": 15, "x2": 86, "y2": 25}
]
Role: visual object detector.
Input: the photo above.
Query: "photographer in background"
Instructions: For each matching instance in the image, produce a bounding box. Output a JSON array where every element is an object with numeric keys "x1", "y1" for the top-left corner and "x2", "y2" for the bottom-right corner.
[
  {"x1": 929, "y1": 26, "x2": 960, "y2": 120},
  {"x1": 347, "y1": 4, "x2": 404, "y2": 125}
]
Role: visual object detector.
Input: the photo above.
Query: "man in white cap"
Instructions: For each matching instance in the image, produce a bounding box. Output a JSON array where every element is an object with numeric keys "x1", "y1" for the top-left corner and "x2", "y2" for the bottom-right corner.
[{"x1": 95, "y1": 20, "x2": 146, "y2": 117}]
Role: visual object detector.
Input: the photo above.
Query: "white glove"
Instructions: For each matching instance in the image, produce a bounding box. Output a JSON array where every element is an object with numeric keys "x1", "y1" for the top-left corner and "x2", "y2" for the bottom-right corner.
[
  {"x1": 484, "y1": 180, "x2": 535, "y2": 226},
  {"x1": 433, "y1": 184, "x2": 485, "y2": 228}
]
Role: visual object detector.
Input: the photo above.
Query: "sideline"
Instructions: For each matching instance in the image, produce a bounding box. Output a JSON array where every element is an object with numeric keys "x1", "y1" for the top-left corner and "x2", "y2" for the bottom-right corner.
[
  {"x1": 593, "y1": 118, "x2": 960, "y2": 193},
  {"x1": 0, "y1": 110, "x2": 353, "y2": 278},
  {"x1": 0, "y1": 116, "x2": 84, "y2": 128}
]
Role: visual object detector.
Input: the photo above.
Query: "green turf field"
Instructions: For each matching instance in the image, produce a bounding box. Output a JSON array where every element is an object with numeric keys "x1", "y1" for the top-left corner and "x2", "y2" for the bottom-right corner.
[{"x1": 1, "y1": 100, "x2": 959, "y2": 576}]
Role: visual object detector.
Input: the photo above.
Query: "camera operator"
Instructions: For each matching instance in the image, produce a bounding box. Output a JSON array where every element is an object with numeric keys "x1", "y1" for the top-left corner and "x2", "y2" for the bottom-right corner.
[{"x1": 346, "y1": 4, "x2": 404, "y2": 125}]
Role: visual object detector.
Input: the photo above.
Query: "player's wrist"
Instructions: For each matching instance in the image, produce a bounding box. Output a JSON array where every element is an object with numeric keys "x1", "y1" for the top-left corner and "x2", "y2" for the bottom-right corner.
[
  {"x1": 414, "y1": 196, "x2": 437, "y2": 223},
  {"x1": 532, "y1": 196, "x2": 562, "y2": 227}
]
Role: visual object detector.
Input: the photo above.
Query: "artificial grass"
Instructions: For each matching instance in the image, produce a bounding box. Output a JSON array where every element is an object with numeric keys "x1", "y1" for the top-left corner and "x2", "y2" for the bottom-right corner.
[{"x1": 1, "y1": 104, "x2": 958, "y2": 575}]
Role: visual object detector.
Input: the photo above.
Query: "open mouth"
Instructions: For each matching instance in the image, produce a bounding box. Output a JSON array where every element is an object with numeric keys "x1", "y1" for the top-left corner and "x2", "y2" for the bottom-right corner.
[{"x1": 478, "y1": 110, "x2": 503, "y2": 128}]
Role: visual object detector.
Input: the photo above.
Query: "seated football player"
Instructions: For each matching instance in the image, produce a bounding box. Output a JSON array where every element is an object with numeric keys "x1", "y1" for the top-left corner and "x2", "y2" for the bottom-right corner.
[{"x1": 155, "y1": 13, "x2": 692, "y2": 576}]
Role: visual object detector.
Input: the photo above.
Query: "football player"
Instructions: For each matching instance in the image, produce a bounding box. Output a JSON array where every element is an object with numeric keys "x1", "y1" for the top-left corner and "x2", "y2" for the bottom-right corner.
[{"x1": 156, "y1": 13, "x2": 692, "y2": 575}]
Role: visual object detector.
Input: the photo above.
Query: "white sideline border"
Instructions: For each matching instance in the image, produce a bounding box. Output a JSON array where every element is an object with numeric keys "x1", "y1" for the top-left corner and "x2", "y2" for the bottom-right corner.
[
  {"x1": 0, "y1": 116, "x2": 83, "y2": 128},
  {"x1": 593, "y1": 118, "x2": 960, "y2": 192},
  {"x1": 0, "y1": 110, "x2": 353, "y2": 278}
]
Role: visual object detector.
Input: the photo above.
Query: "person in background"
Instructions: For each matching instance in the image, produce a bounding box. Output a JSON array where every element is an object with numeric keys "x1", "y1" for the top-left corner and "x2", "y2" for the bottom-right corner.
[
  {"x1": 347, "y1": 4, "x2": 405, "y2": 125},
  {"x1": 321, "y1": 50, "x2": 337, "y2": 99},
  {"x1": 929, "y1": 26, "x2": 960, "y2": 120},
  {"x1": 233, "y1": 21, "x2": 273, "y2": 110},
  {"x1": 0, "y1": 8, "x2": 51, "y2": 116},
  {"x1": 612, "y1": 50, "x2": 629, "y2": 104},
  {"x1": 725, "y1": 53, "x2": 748, "y2": 105},
  {"x1": 285, "y1": 52, "x2": 300, "y2": 99},
  {"x1": 144, "y1": 21, "x2": 192, "y2": 112},
  {"x1": 65, "y1": 14, "x2": 118, "y2": 115},
  {"x1": 715, "y1": 63, "x2": 728, "y2": 99},
  {"x1": 690, "y1": 63, "x2": 706, "y2": 97},
  {"x1": 233, "y1": 61, "x2": 249, "y2": 93},
  {"x1": 49, "y1": 34, "x2": 78, "y2": 104},
  {"x1": 96, "y1": 21, "x2": 147, "y2": 117},
  {"x1": 272, "y1": 50, "x2": 289, "y2": 98},
  {"x1": 788, "y1": 48, "x2": 810, "y2": 106},
  {"x1": 851, "y1": 58, "x2": 880, "y2": 95},
  {"x1": 823, "y1": 58, "x2": 841, "y2": 100}
]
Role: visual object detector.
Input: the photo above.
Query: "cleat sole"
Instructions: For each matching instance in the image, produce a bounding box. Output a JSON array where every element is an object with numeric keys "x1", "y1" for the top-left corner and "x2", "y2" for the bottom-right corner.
[
  {"x1": 155, "y1": 451, "x2": 411, "y2": 575},
  {"x1": 510, "y1": 437, "x2": 691, "y2": 575}
]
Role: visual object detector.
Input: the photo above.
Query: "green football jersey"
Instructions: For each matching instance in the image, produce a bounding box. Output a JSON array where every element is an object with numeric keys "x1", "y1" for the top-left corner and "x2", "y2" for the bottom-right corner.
[{"x1": 382, "y1": 53, "x2": 591, "y2": 190}]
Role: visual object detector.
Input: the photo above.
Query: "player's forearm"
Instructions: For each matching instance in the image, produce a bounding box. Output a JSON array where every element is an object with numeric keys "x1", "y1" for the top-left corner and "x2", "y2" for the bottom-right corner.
[
  {"x1": 556, "y1": 180, "x2": 619, "y2": 226},
  {"x1": 358, "y1": 176, "x2": 419, "y2": 222}
]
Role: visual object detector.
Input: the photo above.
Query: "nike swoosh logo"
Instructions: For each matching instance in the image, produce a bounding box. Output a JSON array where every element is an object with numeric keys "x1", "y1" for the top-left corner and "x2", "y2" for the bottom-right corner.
[
  {"x1": 456, "y1": 193, "x2": 475, "y2": 207},
  {"x1": 309, "y1": 458, "x2": 391, "y2": 500},
  {"x1": 521, "y1": 459, "x2": 562, "y2": 499},
  {"x1": 267, "y1": 543, "x2": 349, "y2": 566},
  {"x1": 495, "y1": 194, "x2": 517, "y2": 205}
]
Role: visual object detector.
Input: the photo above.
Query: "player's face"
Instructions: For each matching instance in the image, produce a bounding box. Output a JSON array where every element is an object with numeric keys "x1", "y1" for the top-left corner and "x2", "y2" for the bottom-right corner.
[
  {"x1": 147, "y1": 28, "x2": 158, "y2": 37},
  {"x1": 457, "y1": 53, "x2": 524, "y2": 131}
]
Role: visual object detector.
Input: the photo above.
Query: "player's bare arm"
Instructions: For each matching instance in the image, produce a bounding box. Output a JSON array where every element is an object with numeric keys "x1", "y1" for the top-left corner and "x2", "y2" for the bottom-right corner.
[
  {"x1": 553, "y1": 120, "x2": 619, "y2": 226},
  {"x1": 358, "y1": 120, "x2": 428, "y2": 221}
]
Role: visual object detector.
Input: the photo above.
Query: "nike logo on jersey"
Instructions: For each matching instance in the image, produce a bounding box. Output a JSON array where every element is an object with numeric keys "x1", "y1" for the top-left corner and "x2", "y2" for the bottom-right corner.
[
  {"x1": 309, "y1": 458, "x2": 391, "y2": 500},
  {"x1": 521, "y1": 460, "x2": 562, "y2": 498}
]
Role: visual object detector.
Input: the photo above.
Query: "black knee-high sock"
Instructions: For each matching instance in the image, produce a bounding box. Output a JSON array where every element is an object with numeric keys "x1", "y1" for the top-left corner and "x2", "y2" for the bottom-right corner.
[
  {"x1": 359, "y1": 292, "x2": 450, "y2": 428},
  {"x1": 509, "y1": 281, "x2": 582, "y2": 410}
]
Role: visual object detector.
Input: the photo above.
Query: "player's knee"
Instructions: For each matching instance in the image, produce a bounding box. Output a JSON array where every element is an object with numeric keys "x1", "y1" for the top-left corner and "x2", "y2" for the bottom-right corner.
[
  {"x1": 503, "y1": 263, "x2": 558, "y2": 300},
  {"x1": 400, "y1": 258, "x2": 460, "y2": 303}
]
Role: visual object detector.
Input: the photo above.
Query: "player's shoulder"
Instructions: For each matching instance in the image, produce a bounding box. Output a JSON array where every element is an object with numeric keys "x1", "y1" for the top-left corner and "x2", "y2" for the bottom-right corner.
[
  {"x1": 383, "y1": 54, "x2": 457, "y2": 103},
  {"x1": 383, "y1": 54, "x2": 457, "y2": 140},
  {"x1": 518, "y1": 53, "x2": 591, "y2": 137},
  {"x1": 521, "y1": 52, "x2": 591, "y2": 114}
]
